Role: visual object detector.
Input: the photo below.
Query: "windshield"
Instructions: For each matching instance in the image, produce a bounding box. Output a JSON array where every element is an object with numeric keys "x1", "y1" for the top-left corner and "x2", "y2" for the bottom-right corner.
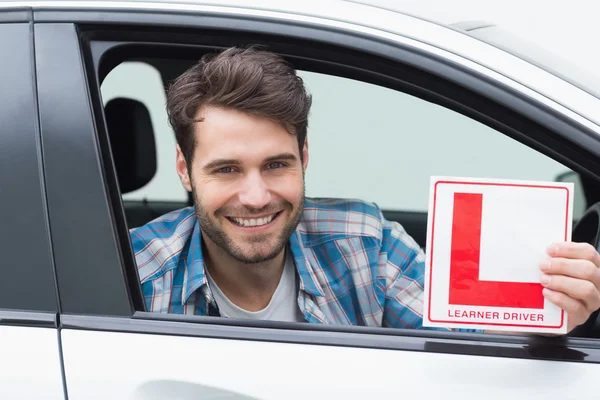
[
  {"x1": 348, "y1": 1, "x2": 600, "y2": 100},
  {"x1": 464, "y1": 25, "x2": 600, "y2": 100}
]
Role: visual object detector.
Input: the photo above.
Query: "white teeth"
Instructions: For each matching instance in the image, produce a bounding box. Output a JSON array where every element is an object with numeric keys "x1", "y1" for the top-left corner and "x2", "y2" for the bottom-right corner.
[{"x1": 233, "y1": 214, "x2": 276, "y2": 227}]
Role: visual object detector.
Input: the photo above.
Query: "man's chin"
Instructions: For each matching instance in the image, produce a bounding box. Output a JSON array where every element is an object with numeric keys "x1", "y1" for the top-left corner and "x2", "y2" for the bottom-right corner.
[{"x1": 230, "y1": 245, "x2": 283, "y2": 264}]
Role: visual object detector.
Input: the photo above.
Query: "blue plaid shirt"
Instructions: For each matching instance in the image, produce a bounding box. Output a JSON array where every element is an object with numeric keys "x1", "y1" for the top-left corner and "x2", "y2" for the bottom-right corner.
[{"x1": 130, "y1": 197, "x2": 465, "y2": 330}]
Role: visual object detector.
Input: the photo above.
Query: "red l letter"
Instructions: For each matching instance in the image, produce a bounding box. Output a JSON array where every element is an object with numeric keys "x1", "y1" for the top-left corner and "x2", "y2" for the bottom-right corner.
[{"x1": 449, "y1": 192, "x2": 544, "y2": 309}]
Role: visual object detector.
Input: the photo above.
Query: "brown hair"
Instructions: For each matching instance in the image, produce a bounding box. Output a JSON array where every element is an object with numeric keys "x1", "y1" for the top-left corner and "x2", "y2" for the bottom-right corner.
[{"x1": 166, "y1": 46, "x2": 312, "y2": 167}]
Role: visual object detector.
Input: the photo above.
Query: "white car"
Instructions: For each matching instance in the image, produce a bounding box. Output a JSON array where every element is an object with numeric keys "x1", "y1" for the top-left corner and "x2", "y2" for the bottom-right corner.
[{"x1": 2, "y1": 1, "x2": 600, "y2": 399}]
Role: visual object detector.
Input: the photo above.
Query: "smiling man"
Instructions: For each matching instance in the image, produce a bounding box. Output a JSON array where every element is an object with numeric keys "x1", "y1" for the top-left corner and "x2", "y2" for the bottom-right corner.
[
  {"x1": 173, "y1": 104, "x2": 307, "y2": 321},
  {"x1": 130, "y1": 46, "x2": 600, "y2": 332}
]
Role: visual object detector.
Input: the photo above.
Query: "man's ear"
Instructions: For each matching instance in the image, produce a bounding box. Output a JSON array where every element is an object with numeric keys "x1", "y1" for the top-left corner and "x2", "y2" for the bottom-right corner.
[
  {"x1": 175, "y1": 145, "x2": 192, "y2": 192},
  {"x1": 302, "y1": 138, "x2": 309, "y2": 172}
]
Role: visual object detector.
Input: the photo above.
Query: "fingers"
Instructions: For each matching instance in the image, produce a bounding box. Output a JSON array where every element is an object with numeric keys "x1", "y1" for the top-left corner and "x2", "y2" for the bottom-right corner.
[
  {"x1": 542, "y1": 288, "x2": 588, "y2": 327},
  {"x1": 540, "y1": 257, "x2": 600, "y2": 285},
  {"x1": 540, "y1": 273, "x2": 600, "y2": 312},
  {"x1": 548, "y1": 242, "x2": 600, "y2": 267},
  {"x1": 543, "y1": 242, "x2": 600, "y2": 333}
]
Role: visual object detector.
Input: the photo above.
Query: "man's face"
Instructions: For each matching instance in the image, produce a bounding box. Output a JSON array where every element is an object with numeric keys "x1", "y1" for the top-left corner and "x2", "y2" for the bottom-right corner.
[{"x1": 176, "y1": 106, "x2": 308, "y2": 264}]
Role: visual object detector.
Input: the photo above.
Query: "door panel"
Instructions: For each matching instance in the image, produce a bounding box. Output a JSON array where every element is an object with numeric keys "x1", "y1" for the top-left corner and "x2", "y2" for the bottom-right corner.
[
  {"x1": 62, "y1": 328, "x2": 600, "y2": 399},
  {"x1": 0, "y1": 326, "x2": 64, "y2": 399}
]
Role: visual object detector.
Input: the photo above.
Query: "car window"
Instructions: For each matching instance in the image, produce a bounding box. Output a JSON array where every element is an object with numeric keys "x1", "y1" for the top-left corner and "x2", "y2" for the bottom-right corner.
[{"x1": 79, "y1": 16, "x2": 600, "y2": 339}]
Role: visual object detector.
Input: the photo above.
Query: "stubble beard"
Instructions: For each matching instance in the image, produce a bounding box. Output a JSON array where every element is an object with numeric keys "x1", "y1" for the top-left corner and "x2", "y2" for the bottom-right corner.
[{"x1": 192, "y1": 185, "x2": 305, "y2": 265}]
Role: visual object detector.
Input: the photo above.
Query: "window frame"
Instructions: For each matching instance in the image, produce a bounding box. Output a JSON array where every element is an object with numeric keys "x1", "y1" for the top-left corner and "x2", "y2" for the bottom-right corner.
[{"x1": 34, "y1": 8, "x2": 600, "y2": 362}]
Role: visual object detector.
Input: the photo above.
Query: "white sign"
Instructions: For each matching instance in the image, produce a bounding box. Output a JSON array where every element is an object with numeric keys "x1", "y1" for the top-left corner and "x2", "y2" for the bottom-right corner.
[{"x1": 423, "y1": 176, "x2": 574, "y2": 334}]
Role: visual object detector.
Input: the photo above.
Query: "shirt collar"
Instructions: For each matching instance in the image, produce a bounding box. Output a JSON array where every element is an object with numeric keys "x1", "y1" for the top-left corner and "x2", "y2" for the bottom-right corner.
[
  {"x1": 181, "y1": 220, "x2": 325, "y2": 305},
  {"x1": 182, "y1": 220, "x2": 208, "y2": 305}
]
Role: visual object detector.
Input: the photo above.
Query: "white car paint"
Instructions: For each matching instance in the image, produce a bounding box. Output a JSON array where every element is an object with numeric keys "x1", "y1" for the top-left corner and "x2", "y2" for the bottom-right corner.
[
  {"x1": 0, "y1": 326, "x2": 64, "y2": 399},
  {"x1": 61, "y1": 328, "x2": 600, "y2": 399}
]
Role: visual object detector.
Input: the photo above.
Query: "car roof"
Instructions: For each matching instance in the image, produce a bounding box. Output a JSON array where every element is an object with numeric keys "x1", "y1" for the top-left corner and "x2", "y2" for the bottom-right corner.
[
  {"x1": 0, "y1": 0, "x2": 455, "y2": 28},
  {"x1": 0, "y1": 0, "x2": 418, "y2": 18},
  {"x1": 1, "y1": 0, "x2": 600, "y2": 132}
]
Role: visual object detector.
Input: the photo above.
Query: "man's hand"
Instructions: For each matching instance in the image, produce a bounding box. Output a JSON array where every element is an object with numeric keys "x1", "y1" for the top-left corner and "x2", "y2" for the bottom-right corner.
[{"x1": 540, "y1": 242, "x2": 600, "y2": 333}]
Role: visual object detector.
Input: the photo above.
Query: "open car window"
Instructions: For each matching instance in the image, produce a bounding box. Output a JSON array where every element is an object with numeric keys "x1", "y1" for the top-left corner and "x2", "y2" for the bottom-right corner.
[{"x1": 56, "y1": 15, "x2": 596, "y2": 340}]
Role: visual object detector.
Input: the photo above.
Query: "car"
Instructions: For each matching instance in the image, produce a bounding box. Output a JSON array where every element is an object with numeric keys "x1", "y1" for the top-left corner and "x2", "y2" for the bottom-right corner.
[{"x1": 2, "y1": 0, "x2": 600, "y2": 398}]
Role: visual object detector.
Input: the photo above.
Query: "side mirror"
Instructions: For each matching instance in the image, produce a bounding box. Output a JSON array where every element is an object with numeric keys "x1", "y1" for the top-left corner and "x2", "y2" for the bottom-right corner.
[{"x1": 554, "y1": 170, "x2": 586, "y2": 221}]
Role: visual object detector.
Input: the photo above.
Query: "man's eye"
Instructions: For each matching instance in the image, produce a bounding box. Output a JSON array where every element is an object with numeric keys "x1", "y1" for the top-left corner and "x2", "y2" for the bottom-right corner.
[
  {"x1": 217, "y1": 166, "x2": 235, "y2": 174},
  {"x1": 267, "y1": 162, "x2": 285, "y2": 170}
]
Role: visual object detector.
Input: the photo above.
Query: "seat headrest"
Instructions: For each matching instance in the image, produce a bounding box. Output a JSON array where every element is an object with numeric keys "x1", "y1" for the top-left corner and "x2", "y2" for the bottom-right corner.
[{"x1": 105, "y1": 97, "x2": 157, "y2": 194}]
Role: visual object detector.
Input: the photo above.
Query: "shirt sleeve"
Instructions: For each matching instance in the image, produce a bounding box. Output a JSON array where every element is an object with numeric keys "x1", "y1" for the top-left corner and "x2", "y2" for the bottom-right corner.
[{"x1": 379, "y1": 216, "x2": 480, "y2": 333}]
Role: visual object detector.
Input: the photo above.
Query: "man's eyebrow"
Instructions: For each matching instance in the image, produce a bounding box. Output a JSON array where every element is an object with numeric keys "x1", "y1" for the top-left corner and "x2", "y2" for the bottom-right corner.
[
  {"x1": 202, "y1": 159, "x2": 241, "y2": 171},
  {"x1": 202, "y1": 153, "x2": 299, "y2": 171},
  {"x1": 264, "y1": 153, "x2": 299, "y2": 163}
]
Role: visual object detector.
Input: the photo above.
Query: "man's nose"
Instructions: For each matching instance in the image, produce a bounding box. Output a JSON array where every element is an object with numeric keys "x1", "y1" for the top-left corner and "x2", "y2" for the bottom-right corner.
[{"x1": 238, "y1": 171, "x2": 272, "y2": 209}]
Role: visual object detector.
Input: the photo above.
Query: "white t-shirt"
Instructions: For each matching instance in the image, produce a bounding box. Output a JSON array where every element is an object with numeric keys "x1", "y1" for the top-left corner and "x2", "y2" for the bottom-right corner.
[{"x1": 205, "y1": 250, "x2": 306, "y2": 322}]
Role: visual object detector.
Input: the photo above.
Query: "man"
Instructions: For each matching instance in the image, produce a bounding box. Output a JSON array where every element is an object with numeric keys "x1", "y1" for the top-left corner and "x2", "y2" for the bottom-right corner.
[{"x1": 130, "y1": 46, "x2": 600, "y2": 333}]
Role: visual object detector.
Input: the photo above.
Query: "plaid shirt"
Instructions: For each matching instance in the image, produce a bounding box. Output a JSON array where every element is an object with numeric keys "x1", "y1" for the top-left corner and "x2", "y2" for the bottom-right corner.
[{"x1": 130, "y1": 198, "x2": 464, "y2": 330}]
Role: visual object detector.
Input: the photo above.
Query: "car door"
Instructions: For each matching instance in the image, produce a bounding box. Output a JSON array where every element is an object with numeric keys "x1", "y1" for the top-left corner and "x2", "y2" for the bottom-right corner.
[
  {"x1": 0, "y1": 9, "x2": 65, "y2": 400},
  {"x1": 33, "y1": 3, "x2": 600, "y2": 399}
]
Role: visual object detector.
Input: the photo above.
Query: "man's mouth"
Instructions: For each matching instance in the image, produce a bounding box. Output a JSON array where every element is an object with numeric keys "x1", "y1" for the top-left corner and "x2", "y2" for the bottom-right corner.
[{"x1": 226, "y1": 211, "x2": 281, "y2": 228}]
